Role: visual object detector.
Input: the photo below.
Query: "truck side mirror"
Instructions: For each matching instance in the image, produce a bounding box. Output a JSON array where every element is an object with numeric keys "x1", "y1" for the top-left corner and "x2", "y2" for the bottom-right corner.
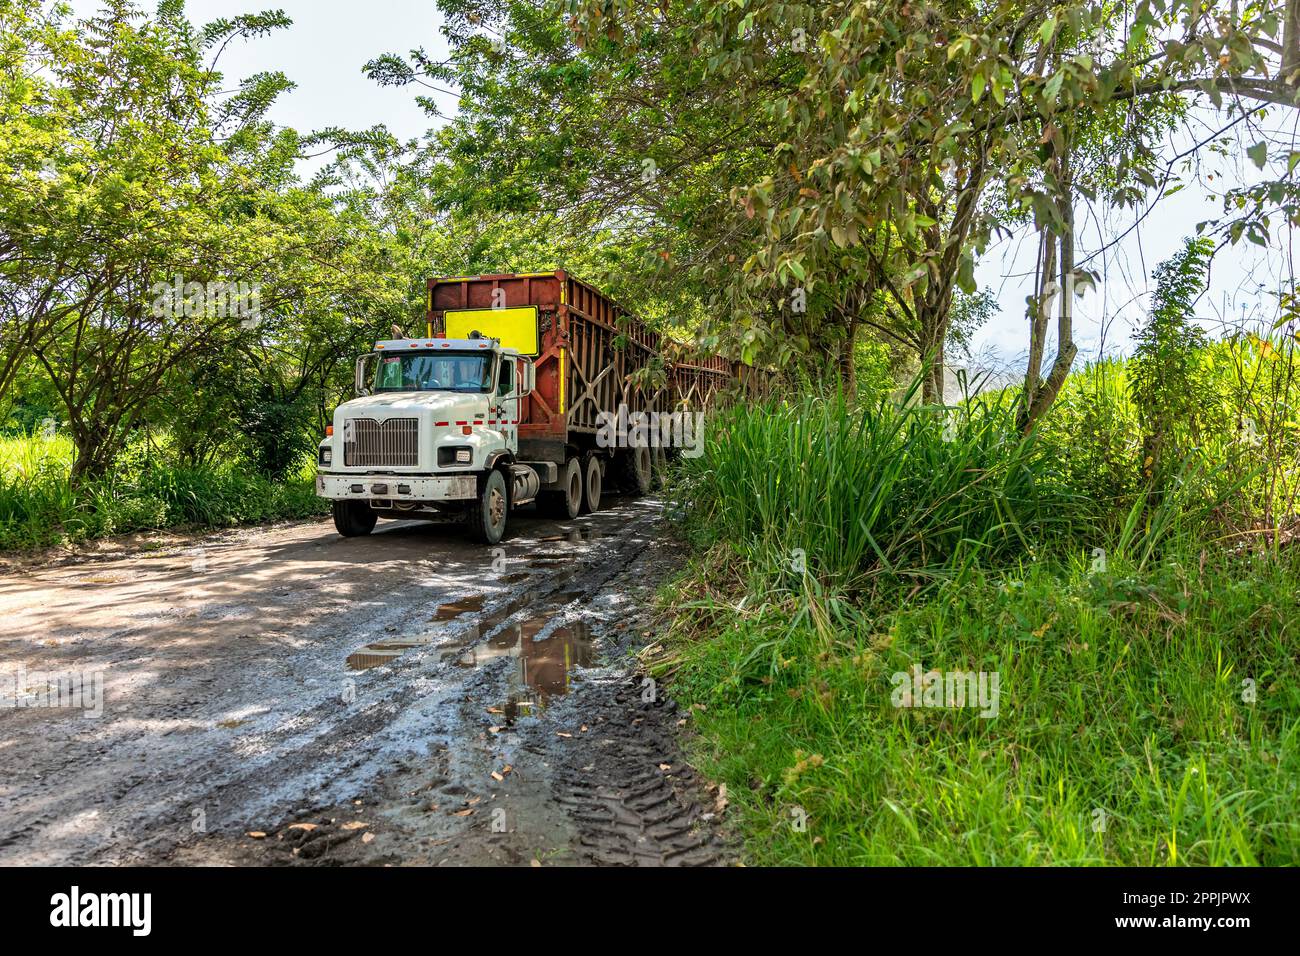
[
  {"x1": 355, "y1": 354, "x2": 376, "y2": 396},
  {"x1": 521, "y1": 360, "x2": 535, "y2": 396}
]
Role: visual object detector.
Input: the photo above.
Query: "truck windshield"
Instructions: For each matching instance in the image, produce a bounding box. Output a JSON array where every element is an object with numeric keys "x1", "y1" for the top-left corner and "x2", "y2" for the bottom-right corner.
[{"x1": 373, "y1": 352, "x2": 494, "y2": 393}]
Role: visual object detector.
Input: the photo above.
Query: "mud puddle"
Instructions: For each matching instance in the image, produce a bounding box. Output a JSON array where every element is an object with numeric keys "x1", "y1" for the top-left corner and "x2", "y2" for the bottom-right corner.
[
  {"x1": 345, "y1": 534, "x2": 601, "y2": 674},
  {"x1": 451, "y1": 618, "x2": 596, "y2": 714},
  {"x1": 537, "y1": 528, "x2": 603, "y2": 543},
  {"x1": 349, "y1": 595, "x2": 600, "y2": 727},
  {"x1": 347, "y1": 594, "x2": 488, "y2": 670}
]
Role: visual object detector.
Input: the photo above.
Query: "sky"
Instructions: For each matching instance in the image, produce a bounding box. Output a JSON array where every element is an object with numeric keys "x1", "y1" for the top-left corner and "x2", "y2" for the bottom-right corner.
[
  {"x1": 62, "y1": 1, "x2": 1294, "y2": 373},
  {"x1": 969, "y1": 108, "x2": 1293, "y2": 380}
]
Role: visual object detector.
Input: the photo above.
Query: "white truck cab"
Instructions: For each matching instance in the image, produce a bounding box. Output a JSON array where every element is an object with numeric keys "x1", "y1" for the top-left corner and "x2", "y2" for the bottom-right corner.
[{"x1": 315, "y1": 335, "x2": 547, "y2": 544}]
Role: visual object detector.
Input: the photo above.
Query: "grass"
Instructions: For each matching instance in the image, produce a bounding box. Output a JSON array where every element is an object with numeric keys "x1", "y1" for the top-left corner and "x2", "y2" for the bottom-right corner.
[
  {"x1": 657, "y1": 387, "x2": 1300, "y2": 866},
  {"x1": 0, "y1": 432, "x2": 327, "y2": 552},
  {"x1": 658, "y1": 550, "x2": 1298, "y2": 865},
  {"x1": 678, "y1": 385, "x2": 1096, "y2": 591}
]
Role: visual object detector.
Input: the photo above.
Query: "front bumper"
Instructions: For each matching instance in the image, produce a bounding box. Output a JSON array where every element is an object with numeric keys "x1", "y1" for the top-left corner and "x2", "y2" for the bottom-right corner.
[{"x1": 316, "y1": 473, "x2": 478, "y2": 502}]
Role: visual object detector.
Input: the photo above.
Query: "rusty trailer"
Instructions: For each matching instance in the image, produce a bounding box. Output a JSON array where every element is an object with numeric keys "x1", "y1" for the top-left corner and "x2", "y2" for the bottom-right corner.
[{"x1": 427, "y1": 270, "x2": 743, "y2": 468}]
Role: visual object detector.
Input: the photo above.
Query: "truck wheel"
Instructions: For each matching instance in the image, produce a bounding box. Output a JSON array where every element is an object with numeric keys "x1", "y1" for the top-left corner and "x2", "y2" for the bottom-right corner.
[
  {"x1": 581, "y1": 454, "x2": 602, "y2": 513},
  {"x1": 540, "y1": 456, "x2": 582, "y2": 519},
  {"x1": 614, "y1": 446, "x2": 653, "y2": 496},
  {"x1": 466, "y1": 467, "x2": 509, "y2": 544},
  {"x1": 332, "y1": 500, "x2": 377, "y2": 537}
]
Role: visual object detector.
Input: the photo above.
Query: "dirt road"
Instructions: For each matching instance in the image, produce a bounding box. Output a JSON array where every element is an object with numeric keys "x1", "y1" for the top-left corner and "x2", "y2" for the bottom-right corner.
[{"x1": 0, "y1": 497, "x2": 726, "y2": 866}]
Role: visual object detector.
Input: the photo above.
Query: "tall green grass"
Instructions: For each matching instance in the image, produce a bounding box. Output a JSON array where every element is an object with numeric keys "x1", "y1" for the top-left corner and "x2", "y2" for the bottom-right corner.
[
  {"x1": 0, "y1": 432, "x2": 327, "y2": 552},
  {"x1": 660, "y1": 371, "x2": 1299, "y2": 866},
  {"x1": 680, "y1": 386, "x2": 1123, "y2": 593},
  {"x1": 1028, "y1": 337, "x2": 1300, "y2": 532}
]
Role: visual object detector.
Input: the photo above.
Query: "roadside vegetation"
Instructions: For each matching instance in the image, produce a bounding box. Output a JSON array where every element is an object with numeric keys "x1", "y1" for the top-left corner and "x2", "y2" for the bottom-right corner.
[
  {"x1": 658, "y1": 316, "x2": 1300, "y2": 865},
  {"x1": 0, "y1": 432, "x2": 324, "y2": 552}
]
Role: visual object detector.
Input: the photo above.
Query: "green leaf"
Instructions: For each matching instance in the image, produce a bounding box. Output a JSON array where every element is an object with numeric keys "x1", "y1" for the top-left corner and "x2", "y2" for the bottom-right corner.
[
  {"x1": 1247, "y1": 141, "x2": 1268, "y2": 170},
  {"x1": 1043, "y1": 71, "x2": 1064, "y2": 101},
  {"x1": 956, "y1": 254, "x2": 976, "y2": 295},
  {"x1": 971, "y1": 73, "x2": 985, "y2": 104}
]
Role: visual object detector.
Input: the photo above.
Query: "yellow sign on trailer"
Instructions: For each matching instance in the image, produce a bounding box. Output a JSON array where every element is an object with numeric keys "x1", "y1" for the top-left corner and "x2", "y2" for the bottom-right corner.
[{"x1": 443, "y1": 306, "x2": 540, "y2": 356}]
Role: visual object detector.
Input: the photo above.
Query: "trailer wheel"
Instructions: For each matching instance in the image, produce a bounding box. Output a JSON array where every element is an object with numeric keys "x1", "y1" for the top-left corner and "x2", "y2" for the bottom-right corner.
[
  {"x1": 466, "y1": 467, "x2": 509, "y2": 544},
  {"x1": 332, "y1": 500, "x2": 377, "y2": 537},
  {"x1": 540, "y1": 456, "x2": 582, "y2": 520},
  {"x1": 614, "y1": 446, "x2": 653, "y2": 496},
  {"x1": 581, "y1": 454, "x2": 602, "y2": 513}
]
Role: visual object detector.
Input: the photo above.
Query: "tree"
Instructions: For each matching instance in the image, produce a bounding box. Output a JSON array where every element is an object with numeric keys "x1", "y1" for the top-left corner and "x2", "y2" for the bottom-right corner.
[
  {"x1": 553, "y1": 0, "x2": 1298, "y2": 415},
  {"x1": 0, "y1": 1, "x2": 409, "y2": 480},
  {"x1": 371, "y1": 1, "x2": 1186, "y2": 403},
  {"x1": 1129, "y1": 237, "x2": 1214, "y2": 489}
]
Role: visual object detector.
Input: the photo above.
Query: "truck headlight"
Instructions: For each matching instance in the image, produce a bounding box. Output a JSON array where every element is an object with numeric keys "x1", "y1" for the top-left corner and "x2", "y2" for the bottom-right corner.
[
  {"x1": 319, "y1": 446, "x2": 332, "y2": 466},
  {"x1": 438, "y1": 445, "x2": 473, "y2": 466}
]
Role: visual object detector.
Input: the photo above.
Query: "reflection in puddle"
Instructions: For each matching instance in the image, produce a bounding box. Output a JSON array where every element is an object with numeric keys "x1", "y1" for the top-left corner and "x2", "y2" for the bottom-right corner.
[
  {"x1": 433, "y1": 595, "x2": 485, "y2": 621},
  {"x1": 347, "y1": 595, "x2": 486, "y2": 670},
  {"x1": 447, "y1": 617, "x2": 596, "y2": 715},
  {"x1": 345, "y1": 591, "x2": 599, "y2": 695},
  {"x1": 346, "y1": 647, "x2": 406, "y2": 670},
  {"x1": 537, "y1": 527, "x2": 602, "y2": 544}
]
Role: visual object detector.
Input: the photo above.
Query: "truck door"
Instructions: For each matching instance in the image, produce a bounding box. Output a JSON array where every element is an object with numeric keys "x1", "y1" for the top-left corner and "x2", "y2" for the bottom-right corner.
[{"x1": 494, "y1": 356, "x2": 519, "y2": 454}]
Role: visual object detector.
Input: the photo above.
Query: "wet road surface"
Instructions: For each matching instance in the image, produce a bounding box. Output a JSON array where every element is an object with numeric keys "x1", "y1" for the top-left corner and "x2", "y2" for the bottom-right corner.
[{"x1": 0, "y1": 497, "x2": 727, "y2": 866}]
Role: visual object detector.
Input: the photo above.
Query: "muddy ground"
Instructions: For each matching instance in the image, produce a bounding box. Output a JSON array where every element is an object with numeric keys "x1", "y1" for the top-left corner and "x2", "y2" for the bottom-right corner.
[{"x1": 0, "y1": 497, "x2": 729, "y2": 866}]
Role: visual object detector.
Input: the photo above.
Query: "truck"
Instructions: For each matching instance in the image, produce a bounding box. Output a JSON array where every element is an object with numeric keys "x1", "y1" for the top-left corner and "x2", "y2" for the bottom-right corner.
[{"x1": 315, "y1": 270, "x2": 743, "y2": 544}]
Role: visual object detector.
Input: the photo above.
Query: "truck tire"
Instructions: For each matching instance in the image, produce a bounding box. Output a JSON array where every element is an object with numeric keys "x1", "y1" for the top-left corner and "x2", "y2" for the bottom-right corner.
[
  {"x1": 581, "y1": 453, "x2": 602, "y2": 513},
  {"x1": 466, "y1": 467, "x2": 509, "y2": 544},
  {"x1": 540, "y1": 456, "x2": 583, "y2": 519},
  {"x1": 332, "y1": 500, "x2": 377, "y2": 537},
  {"x1": 614, "y1": 446, "x2": 653, "y2": 496}
]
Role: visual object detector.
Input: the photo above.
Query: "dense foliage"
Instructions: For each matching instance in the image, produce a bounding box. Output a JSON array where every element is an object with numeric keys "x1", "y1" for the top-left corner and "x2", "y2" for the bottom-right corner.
[{"x1": 664, "y1": 323, "x2": 1300, "y2": 864}]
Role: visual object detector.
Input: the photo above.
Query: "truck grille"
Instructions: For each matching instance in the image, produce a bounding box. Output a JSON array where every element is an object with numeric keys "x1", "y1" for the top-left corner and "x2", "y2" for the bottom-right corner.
[{"x1": 343, "y1": 418, "x2": 418, "y2": 467}]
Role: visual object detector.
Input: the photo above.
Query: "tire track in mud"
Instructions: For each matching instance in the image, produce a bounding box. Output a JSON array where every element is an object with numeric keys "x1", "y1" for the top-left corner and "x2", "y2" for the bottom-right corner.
[
  {"x1": 145, "y1": 497, "x2": 729, "y2": 867},
  {"x1": 551, "y1": 679, "x2": 726, "y2": 866},
  {"x1": 153, "y1": 507, "x2": 663, "y2": 861}
]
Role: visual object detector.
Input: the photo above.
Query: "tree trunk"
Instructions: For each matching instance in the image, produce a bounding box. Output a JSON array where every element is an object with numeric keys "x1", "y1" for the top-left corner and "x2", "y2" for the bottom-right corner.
[
  {"x1": 69, "y1": 430, "x2": 114, "y2": 485},
  {"x1": 1283, "y1": 0, "x2": 1300, "y2": 83},
  {"x1": 1020, "y1": 216, "x2": 1079, "y2": 429},
  {"x1": 918, "y1": 302, "x2": 947, "y2": 404},
  {"x1": 1020, "y1": 136, "x2": 1080, "y2": 430},
  {"x1": 840, "y1": 310, "x2": 858, "y2": 397},
  {"x1": 929, "y1": 339, "x2": 945, "y2": 403},
  {"x1": 1018, "y1": 231, "x2": 1057, "y2": 430}
]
